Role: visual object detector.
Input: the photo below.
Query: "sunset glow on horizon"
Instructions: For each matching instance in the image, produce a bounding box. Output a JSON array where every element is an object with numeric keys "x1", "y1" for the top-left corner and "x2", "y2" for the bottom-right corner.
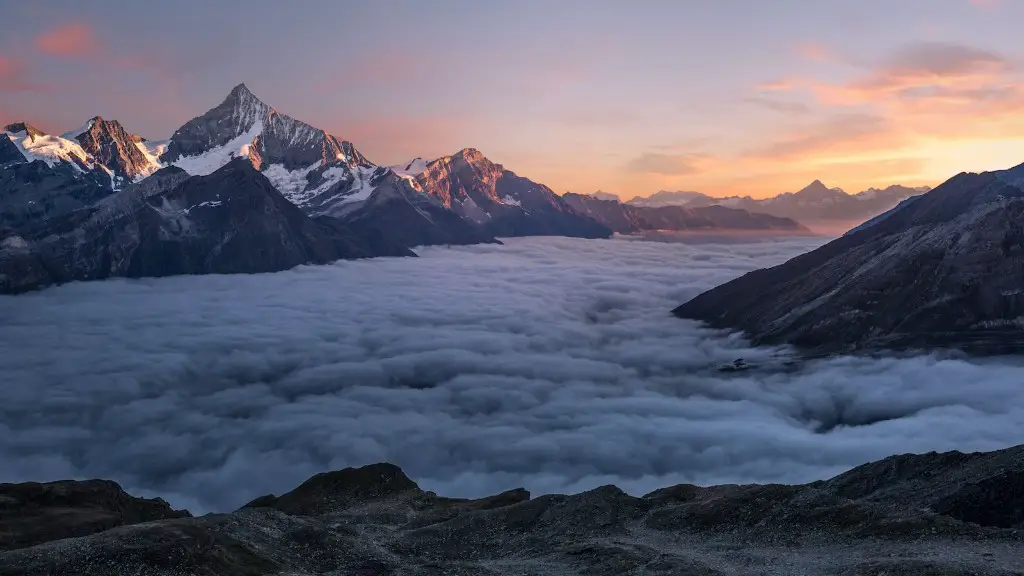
[{"x1": 2, "y1": 0, "x2": 1023, "y2": 199}]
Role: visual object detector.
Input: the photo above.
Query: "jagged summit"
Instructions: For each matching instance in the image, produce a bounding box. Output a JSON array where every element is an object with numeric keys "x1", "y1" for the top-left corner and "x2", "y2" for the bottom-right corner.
[
  {"x1": 74, "y1": 116, "x2": 157, "y2": 181},
  {"x1": 228, "y1": 82, "x2": 255, "y2": 99},
  {"x1": 156, "y1": 83, "x2": 379, "y2": 214}
]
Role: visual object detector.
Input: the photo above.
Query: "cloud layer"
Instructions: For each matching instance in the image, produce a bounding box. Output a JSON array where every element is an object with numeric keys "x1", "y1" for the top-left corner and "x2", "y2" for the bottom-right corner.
[{"x1": 2, "y1": 236, "x2": 1024, "y2": 514}]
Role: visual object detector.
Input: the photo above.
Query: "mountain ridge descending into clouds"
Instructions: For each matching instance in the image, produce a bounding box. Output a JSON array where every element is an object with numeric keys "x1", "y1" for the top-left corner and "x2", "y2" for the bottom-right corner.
[
  {"x1": 628, "y1": 181, "x2": 931, "y2": 225},
  {"x1": 0, "y1": 159, "x2": 412, "y2": 294},
  {"x1": 562, "y1": 192, "x2": 810, "y2": 234},
  {"x1": 1, "y1": 444, "x2": 1021, "y2": 575},
  {"x1": 674, "y1": 162, "x2": 1024, "y2": 355}
]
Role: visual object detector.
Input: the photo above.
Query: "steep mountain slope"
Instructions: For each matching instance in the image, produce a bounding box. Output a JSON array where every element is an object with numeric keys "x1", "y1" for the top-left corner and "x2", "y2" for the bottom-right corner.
[
  {"x1": 334, "y1": 171, "x2": 499, "y2": 248},
  {"x1": 0, "y1": 159, "x2": 412, "y2": 294},
  {"x1": 674, "y1": 165, "x2": 1024, "y2": 354},
  {"x1": 629, "y1": 182, "x2": 930, "y2": 224},
  {"x1": 1, "y1": 445, "x2": 1021, "y2": 575},
  {"x1": 411, "y1": 148, "x2": 611, "y2": 239},
  {"x1": 70, "y1": 117, "x2": 160, "y2": 183},
  {"x1": 1, "y1": 124, "x2": 115, "y2": 231},
  {"x1": 562, "y1": 193, "x2": 809, "y2": 234},
  {"x1": 161, "y1": 83, "x2": 381, "y2": 215}
]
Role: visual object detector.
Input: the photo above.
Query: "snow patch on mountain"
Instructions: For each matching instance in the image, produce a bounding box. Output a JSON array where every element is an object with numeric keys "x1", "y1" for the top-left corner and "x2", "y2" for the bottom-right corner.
[
  {"x1": 169, "y1": 123, "x2": 263, "y2": 176},
  {"x1": 4, "y1": 129, "x2": 90, "y2": 170},
  {"x1": 390, "y1": 157, "x2": 431, "y2": 177},
  {"x1": 131, "y1": 139, "x2": 169, "y2": 181},
  {"x1": 262, "y1": 162, "x2": 324, "y2": 202},
  {"x1": 61, "y1": 119, "x2": 96, "y2": 141}
]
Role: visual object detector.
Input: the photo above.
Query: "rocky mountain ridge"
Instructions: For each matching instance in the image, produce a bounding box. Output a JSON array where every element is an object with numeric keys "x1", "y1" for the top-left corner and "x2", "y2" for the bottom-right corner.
[
  {"x1": 628, "y1": 181, "x2": 931, "y2": 225},
  {"x1": 0, "y1": 159, "x2": 412, "y2": 294},
  {"x1": 1, "y1": 444, "x2": 1021, "y2": 575},
  {"x1": 409, "y1": 148, "x2": 612, "y2": 239},
  {"x1": 674, "y1": 162, "x2": 1024, "y2": 355},
  {"x1": 562, "y1": 192, "x2": 810, "y2": 235}
]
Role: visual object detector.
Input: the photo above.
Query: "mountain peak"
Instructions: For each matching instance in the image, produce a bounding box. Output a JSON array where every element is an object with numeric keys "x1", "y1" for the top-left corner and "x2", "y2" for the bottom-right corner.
[
  {"x1": 229, "y1": 83, "x2": 255, "y2": 99},
  {"x1": 221, "y1": 82, "x2": 269, "y2": 116},
  {"x1": 804, "y1": 179, "x2": 827, "y2": 190},
  {"x1": 455, "y1": 148, "x2": 485, "y2": 161},
  {"x1": 796, "y1": 179, "x2": 842, "y2": 197}
]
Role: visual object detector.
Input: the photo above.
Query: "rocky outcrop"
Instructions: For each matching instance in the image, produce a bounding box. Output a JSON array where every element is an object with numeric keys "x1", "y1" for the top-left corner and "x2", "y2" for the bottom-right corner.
[
  {"x1": 413, "y1": 149, "x2": 612, "y2": 239},
  {"x1": 562, "y1": 192, "x2": 809, "y2": 234},
  {"x1": 0, "y1": 479, "x2": 190, "y2": 551},
  {"x1": 0, "y1": 445, "x2": 1021, "y2": 575},
  {"x1": 674, "y1": 165, "x2": 1024, "y2": 354},
  {"x1": 73, "y1": 117, "x2": 157, "y2": 182},
  {"x1": 0, "y1": 159, "x2": 412, "y2": 294}
]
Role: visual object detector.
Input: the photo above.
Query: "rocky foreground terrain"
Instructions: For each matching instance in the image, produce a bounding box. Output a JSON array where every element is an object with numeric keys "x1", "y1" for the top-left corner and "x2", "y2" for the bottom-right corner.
[{"x1": 1, "y1": 445, "x2": 1021, "y2": 575}]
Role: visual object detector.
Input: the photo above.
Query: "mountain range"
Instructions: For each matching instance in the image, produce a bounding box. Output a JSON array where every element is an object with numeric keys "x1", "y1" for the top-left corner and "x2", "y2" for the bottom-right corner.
[
  {"x1": 1, "y1": 444, "x2": 1021, "y2": 574},
  {"x1": 674, "y1": 161, "x2": 1024, "y2": 355},
  {"x1": 0, "y1": 84, "x2": 818, "y2": 293},
  {"x1": 627, "y1": 181, "x2": 932, "y2": 225},
  {"x1": 563, "y1": 192, "x2": 809, "y2": 235}
]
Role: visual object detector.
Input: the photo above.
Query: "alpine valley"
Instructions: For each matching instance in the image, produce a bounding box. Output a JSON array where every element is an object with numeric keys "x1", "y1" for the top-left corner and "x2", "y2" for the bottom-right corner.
[{"x1": 0, "y1": 84, "x2": 820, "y2": 294}]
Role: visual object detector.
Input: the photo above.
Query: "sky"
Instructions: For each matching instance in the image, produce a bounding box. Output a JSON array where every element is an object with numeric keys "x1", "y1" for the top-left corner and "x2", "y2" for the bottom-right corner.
[{"x1": 2, "y1": 0, "x2": 1024, "y2": 199}]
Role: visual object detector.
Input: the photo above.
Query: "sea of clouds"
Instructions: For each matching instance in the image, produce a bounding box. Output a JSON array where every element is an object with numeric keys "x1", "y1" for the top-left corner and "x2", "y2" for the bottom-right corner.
[{"x1": 2, "y1": 235, "x2": 1024, "y2": 514}]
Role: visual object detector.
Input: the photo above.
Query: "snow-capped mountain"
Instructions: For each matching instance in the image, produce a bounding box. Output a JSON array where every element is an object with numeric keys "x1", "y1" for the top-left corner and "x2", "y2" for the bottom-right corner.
[
  {"x1": 1, "y1": 123, "x2": 116, "y2": 231},
  {"x1": 674, "y1": 163, "x2": 1024, "y2": 355},
  {"x1": 627, "y1": 181, "x2": 931, "y2": 225},
  {"x1": 160, "y1": 83, "x2": 386, "y2": 216},
  {"x1": 405, "y1": 148, "x2": 611, "y2": 238},
  {"x1": 2, "y1": 123, "x2": 93, "y2": 171},
  {"x1": 2, "y1": 82, "x2": 625, "y2": 292}
]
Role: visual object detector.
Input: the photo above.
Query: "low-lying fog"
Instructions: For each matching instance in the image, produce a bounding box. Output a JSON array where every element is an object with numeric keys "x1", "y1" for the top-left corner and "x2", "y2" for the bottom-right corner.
[{"x1": 3, "y1": 236, "x2": 1023, "y2": 514}]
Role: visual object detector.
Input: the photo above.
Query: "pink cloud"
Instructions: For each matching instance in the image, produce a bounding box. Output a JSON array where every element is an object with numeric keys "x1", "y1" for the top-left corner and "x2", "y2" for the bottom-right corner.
[{"x1": 35, "y1": 23, "x2": 102, "y2": 59}]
